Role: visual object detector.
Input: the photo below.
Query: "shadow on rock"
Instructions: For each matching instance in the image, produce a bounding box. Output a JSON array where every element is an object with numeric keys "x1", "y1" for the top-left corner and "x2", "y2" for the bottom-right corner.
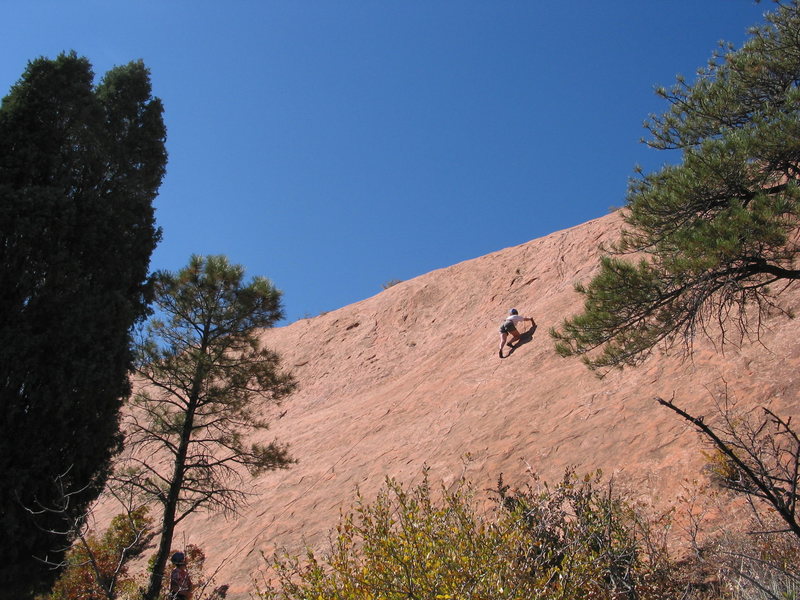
[{"x1": 505, "y1": 324, "x2": 538, "y2": 357}]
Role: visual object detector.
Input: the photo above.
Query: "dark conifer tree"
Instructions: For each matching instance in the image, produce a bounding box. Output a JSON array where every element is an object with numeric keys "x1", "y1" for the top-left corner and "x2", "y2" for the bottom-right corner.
[
  {"x1": 551, "y1": 3, "x2": 800, "y2": 584},
  {"x1": 0, "y1": 53, "x2": 166, "y2": 597},
  {"x1": 552, "y1": 2, "x2": 800, "y2": 372}
]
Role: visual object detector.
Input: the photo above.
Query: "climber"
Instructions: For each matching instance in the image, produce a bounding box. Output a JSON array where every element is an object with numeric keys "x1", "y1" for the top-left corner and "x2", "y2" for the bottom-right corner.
[
  {"x1": 498, "y1": 308, "x2": 536, "y2": 358},
  {"x1": 169, "y1": 551, "x2": 193, "y2": 600}
]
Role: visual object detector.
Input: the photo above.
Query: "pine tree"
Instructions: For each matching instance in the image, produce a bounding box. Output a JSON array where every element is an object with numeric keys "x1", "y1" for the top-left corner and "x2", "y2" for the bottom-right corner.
[
  {"x1": 116, "y1": 255, "x2": 296, "y2": 600},
  {"x1": 0, "y1": 53, "x2": 166, "y2": 597},
  {"x1": 551, "y1": 4, "x2": 800, "y2": 582},
  {"x1": 552, "y1": 2, "x2": 800, "y2": 372}
]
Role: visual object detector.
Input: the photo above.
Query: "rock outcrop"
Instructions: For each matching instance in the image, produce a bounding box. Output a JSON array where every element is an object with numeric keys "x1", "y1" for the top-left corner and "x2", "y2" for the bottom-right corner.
[{"x1": 97, "y1": 212, "x2": 800, "y2": 598}]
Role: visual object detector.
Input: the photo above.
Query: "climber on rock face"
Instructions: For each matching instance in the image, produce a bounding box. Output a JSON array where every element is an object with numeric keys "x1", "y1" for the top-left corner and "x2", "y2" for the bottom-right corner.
[{"x1": 498, "y1": 308, "x2": 536, "y2": 358}]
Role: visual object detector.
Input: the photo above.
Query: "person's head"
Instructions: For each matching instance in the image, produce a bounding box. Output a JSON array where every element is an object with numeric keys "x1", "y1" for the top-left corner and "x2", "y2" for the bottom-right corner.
[
  {"x1": 171, "y1": 551, "x2": 186, "y2": 566},
  {"x1": 509, "y1": 308, "x2": 518, "y2": 315}
]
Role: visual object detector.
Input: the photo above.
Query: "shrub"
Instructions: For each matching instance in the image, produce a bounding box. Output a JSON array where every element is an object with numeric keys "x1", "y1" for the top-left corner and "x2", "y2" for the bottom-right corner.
[
  {"x1": 47, "y1": 507, "x2": 153, "y2": 600},
  {"x1": 259, "y1": 469, "x2": 690, "y2": 600},
  {"x1": 382, "y1": 279, "x2": 403, "y2": 290}
]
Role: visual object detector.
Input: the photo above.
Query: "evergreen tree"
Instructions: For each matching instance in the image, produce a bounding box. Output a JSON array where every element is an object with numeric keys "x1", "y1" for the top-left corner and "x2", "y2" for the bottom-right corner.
[
  {"x1": 117, "y1": 255, "x2": 296, "y2": 600},
  {"x1": 0, "y1": 53, "x2": 166, "y2": 597},
  {"x1": 552, "y1": 2, "x2": 800, "y2": 372},
  {"x1": 550, "y1": 4, "x2": 800, "y2": 591}
]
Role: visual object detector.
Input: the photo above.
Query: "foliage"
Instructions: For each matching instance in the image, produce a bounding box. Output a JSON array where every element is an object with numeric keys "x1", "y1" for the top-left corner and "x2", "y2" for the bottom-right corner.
[
  {"x1": 259, "y1": 469, "x2": 688, "y2": 600},
  {"x1": 0, "y1": 52, "x2": 166, "y2": 596},
  {"x1": 46, "y1": 507, "x2": 154, "y2": 600},
  {"x1": 45, "y1": 531, "x2": 233, "y2": 600},
  {"x1": 116, "y1": 255, "x2": 297, "y2": 600},
  {"x1": 547, "y1": 1, "x2": 800, "y2": 593},
  {"x1": 682, "y1": 486, "x2": 800, "y2": 600},
  {"x1": 381, "y1": 279, "x2": 403, "y2": 290},
  {"x1": 648, "y1": 391, "x2": 800, "y2": 600},
  {"x1": 552, "y1": 1, "x2": 800, "y2": 372}
]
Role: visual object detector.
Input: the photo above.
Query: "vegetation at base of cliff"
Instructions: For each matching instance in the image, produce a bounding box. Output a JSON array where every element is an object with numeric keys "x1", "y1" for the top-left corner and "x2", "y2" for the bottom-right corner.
[
  {"x1": 45, "y1": 508, "x2": 153, "y2": 600},
  {"x1": 259, "y1": 468, "x2": 800, "y2": 600},
  {"x1": 259, "y1": 469, "x2": 708, "y2": 600},
  {"x1": 43, "y1": 465, "x2": 800, "y2": 600},
  {"x1": 43, "y1": 521, "x2": 230, "y2": 600}
]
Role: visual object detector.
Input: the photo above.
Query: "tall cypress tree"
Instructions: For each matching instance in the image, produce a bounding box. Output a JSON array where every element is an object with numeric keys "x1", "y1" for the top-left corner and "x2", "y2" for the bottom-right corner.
[{"x1": 0, "y1": 53, "x2": 166, "y2": 597}]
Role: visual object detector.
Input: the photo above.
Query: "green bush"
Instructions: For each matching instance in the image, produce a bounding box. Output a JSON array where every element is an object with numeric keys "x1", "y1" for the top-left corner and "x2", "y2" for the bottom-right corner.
[
  {"x1": 259, "y1": 469, "x2": 690, "y2": 600},
  {"x1": 47, "y1": 507, "x2": 153, "y2": 600}
]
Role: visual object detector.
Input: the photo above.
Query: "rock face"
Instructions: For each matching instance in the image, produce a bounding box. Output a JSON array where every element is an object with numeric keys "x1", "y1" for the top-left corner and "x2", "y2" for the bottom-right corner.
[{"x1": 101, "y1": 212, "x2": 800, "y2": 598}]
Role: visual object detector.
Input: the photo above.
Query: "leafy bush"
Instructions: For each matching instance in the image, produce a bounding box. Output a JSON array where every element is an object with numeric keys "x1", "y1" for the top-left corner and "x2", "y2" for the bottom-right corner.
[
  {"x1": 47, "y1": 507, "x2": 153, "y2": 600},
  {"x1": 259, "y1": 469, "x2": 691, "y2": 600}
]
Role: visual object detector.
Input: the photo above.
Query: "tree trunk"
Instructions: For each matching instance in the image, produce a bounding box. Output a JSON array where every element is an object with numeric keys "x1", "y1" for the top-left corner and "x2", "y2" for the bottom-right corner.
[
  {"x1": 142, "y1": 361, "x2": 204, "y2": 600},
  {"x1": 142, "y1": 429, "x2": 190, "y2": 600}
]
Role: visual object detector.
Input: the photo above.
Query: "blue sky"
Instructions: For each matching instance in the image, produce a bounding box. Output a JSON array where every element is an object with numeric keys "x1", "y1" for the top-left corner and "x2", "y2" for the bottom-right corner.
[{"x1": 2, "y1": 2, "x2": 769, "y2": 323}]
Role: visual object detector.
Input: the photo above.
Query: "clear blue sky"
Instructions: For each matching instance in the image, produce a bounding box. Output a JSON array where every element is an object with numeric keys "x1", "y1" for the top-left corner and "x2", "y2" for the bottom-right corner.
[{"x1": 2, "y1": 1, "x2": 769, "y2": 323}]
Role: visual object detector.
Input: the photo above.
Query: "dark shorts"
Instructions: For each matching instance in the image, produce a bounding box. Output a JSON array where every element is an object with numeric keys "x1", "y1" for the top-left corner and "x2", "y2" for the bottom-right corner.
[{"x1": 499, "y1": 321, "x2": 518, "y2": 334}]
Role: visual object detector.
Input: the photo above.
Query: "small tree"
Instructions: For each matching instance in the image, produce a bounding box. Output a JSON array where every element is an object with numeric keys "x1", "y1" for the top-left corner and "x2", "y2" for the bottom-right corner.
[
  {"x1": 381, "y1": 279, "x2": 402, "y2": 290},
  {"x1": 552, "y1": 2, "x2": 800, "y2": 372},
  {"x1": 117, "y1": 255, "x2": 297, "y2": 600},
  {"x1": 658, "y1": 394, "x2": 800, "y2": 541},
  {"x1": 657, "y1": 393, "x2": 800, "y2": 600}
]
